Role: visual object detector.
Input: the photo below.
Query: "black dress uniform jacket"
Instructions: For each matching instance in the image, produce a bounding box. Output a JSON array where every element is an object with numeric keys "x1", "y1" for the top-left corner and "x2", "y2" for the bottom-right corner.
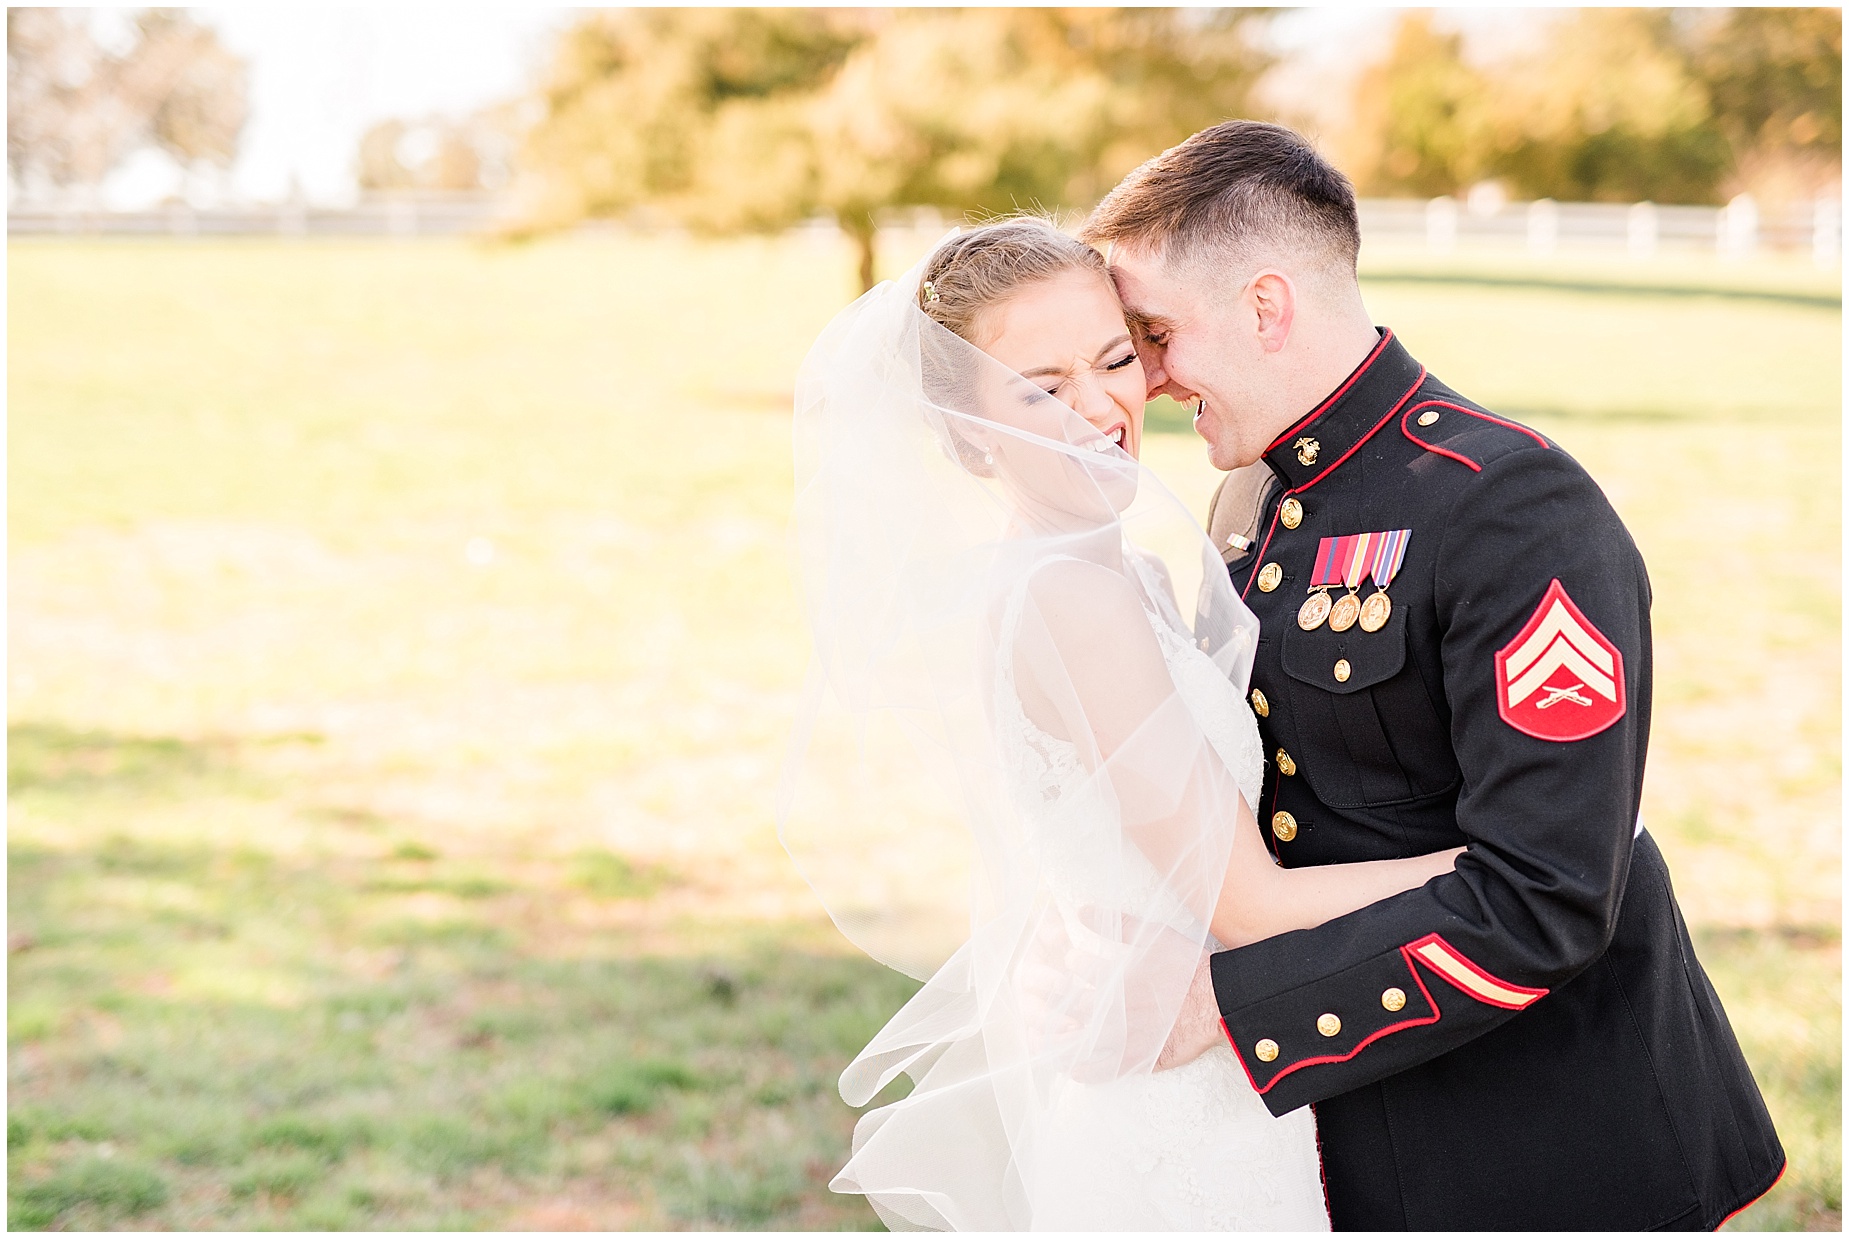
[{"x1": 1207, "y1": 330, "x2": 1784, "y2": 1231}]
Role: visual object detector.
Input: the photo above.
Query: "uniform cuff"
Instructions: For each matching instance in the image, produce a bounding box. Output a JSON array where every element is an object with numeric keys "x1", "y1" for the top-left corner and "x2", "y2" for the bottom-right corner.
[{"x1": 1214, "y1": 944, "x2": 1440, "y2": 1097}]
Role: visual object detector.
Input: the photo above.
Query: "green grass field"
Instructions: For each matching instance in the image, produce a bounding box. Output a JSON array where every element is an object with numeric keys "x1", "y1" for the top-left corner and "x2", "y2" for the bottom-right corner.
[{"x1": 9, "y1": 231, "x2": 1840, "y2": 1230}]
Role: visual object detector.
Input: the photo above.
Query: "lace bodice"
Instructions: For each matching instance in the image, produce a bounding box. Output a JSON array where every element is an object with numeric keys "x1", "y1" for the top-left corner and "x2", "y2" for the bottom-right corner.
[{"x1": 982, "y1": 562, "x2": 1324, "y2": 1231}]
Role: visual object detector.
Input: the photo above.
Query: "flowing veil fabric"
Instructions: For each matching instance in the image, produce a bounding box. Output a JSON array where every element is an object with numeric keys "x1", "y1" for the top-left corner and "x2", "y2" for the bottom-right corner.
[{"x1": 778, "y1": 244, "x2": 1280, "y2": 1230}]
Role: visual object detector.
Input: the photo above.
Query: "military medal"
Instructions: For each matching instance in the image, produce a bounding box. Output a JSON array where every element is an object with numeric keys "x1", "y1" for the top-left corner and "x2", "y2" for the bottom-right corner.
[
  {"x1": 1329, "y1": 591, "x2": 1361, "y2": 632},
  {"x1": 1359, "y1": 591, "x2": 1393, "y2": 632},
  {"x1": 1309, "y1": 528, "x2": 1412, "y2": 635},
  {"x1": 1297, "y1": 589, "x2": 1333, "y2": 630},
  {"x1": 1357, "y1": 528, "x2": 1411, "y2": 632}
]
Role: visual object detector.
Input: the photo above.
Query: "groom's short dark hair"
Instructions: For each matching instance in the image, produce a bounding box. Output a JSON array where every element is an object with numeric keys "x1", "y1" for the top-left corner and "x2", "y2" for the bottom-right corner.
[{"x1": 1080, "y1": 121, "x2": 1360, "y2": 277}]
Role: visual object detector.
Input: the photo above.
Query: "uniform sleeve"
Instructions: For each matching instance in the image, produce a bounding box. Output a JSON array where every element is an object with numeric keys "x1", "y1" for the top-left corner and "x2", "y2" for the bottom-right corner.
[{"x1": 1209, "y1": 447, "x2": 1652, "y2": 1116}]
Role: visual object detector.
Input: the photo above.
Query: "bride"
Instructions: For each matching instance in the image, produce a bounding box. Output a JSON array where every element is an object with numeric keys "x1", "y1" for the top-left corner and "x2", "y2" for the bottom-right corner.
[{"x1": 781, "y1": 219, "x2": 1460, "y2": 1231}]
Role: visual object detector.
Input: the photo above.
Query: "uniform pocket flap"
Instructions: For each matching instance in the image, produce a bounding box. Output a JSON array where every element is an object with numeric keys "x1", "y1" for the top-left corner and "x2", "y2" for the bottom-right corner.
[{"x1": 1280, "y1": 602, "x2": 1408, "y2": 694}]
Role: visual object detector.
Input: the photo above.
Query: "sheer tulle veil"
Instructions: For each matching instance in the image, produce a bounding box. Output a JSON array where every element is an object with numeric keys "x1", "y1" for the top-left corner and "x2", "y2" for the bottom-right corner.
[{"x1": 778, "y1": 238, "x2": 1264, "y2": 1230}]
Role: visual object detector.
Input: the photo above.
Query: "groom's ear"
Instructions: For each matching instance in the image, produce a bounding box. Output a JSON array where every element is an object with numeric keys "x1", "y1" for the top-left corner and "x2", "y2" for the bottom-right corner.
[{"x1": 1246, "y1": 270, "x2": 1296, "y2": 355}]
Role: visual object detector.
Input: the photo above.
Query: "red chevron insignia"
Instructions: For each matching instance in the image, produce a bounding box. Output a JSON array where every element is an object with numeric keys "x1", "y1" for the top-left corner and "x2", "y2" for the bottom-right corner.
[{"x1": 1495, "y1": 579, "x2": 1625, "y2": 741}]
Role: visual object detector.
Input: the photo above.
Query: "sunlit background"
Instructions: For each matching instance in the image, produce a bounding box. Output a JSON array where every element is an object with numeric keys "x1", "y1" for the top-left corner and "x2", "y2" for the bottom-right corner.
[{"x1": 8, "y1": 7, "x2": 1840, "y2": 1232}]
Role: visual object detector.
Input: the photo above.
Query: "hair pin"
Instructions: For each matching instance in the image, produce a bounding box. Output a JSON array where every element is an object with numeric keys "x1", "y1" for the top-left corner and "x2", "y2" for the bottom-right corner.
[{"x1": 922, "y1": 281, "x2": 940, "y2": 303}]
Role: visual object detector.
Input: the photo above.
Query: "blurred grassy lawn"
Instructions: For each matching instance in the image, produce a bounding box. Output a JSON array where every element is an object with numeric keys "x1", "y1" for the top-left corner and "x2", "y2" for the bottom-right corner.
[{"x1": 8, "y1": 231, "x2": 1839, "y2": 1230}]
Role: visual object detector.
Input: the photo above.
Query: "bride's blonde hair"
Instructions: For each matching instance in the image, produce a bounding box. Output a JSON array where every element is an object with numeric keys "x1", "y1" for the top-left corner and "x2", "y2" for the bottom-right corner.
[{"x1": 918, "y1": 217, "x2": 1112, "y2": 345}]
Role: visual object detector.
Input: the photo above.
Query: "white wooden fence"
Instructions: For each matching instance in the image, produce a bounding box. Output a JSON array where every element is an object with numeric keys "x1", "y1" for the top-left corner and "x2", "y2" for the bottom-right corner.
[
  {"x1": 9, "y1": 192, "x2": 1841, "y2": 266},
  {"x1": 1357, "y1": 195, "x2": 1838, "y2": 266},
  {"x1": 7, "y1": 193, "x2": 507, "y2": 239}
]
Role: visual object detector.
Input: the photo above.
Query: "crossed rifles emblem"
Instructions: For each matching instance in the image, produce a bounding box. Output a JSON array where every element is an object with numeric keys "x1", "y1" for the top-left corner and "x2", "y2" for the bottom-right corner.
[{"x1": 1534, "y1": 682, "x2": 1595, "y2": 709}]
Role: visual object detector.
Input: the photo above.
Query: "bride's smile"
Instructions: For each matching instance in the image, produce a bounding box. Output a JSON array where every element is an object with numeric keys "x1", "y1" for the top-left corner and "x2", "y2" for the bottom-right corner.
[{"x1": 975, "y1": 267, "x2": 1148, "y2": 462}]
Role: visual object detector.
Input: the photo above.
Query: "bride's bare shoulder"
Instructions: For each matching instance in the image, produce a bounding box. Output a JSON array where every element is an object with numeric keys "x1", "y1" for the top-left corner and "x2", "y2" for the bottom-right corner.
[
  {"x1": 1018, "y1": 558, "x2": 1163, "y2": 666},
  {"x1": 1021, "y1": 556, "x2": 1139, "y2": 613}
]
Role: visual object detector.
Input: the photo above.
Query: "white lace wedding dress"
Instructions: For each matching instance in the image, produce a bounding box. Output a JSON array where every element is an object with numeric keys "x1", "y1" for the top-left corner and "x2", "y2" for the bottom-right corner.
[
  {"x1": 988, "y1": 566, "x2": 1329, "y2": 1232},
  {"x1": 830, "y1": 562, "x2": 1328, "y2": 1232},
  {"x1": 792, "y1": 256, "x2": 1325, "y2": 1232}
]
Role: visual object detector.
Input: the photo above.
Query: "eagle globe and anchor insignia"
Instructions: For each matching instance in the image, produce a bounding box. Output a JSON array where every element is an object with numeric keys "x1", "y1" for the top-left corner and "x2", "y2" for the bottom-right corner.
[{"x1": 1495, "y1": 579, "x2": 1626, "y2": 741}]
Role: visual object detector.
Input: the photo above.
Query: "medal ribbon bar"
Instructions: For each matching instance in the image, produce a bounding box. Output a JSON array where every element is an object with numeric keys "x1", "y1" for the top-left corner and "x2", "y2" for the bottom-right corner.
[
  {"x1": 1310, "y1": 529, "x2": 1412, "y2": 592},
  {"x1": 1366, "y1": 528, "x2": 1411, "y2": 591}
]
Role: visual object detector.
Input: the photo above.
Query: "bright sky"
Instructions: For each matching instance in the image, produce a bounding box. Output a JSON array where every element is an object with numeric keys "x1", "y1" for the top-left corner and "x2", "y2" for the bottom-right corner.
[
  {"x1": 100, "y1": 6, "x2": 1544, "y2": 210},
  {"x1": 108, "y1": 6, "x2": 570, "y2": 207}
]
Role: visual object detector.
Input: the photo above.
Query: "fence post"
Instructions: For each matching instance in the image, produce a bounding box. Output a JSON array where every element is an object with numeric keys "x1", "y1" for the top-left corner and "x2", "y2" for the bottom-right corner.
[
  {"x1": 1527, "y1": 199, "x2": 1558, "y2": 255},
  {"x1": 1717, "y1": 193, "x2": 1758, "y2": 259},
  {"x1": 387, "y1": 197, "x2": 417, "y2": 238},
  {"x1": 1425, "y1": 196, "x2": 1458, "y2": 253},
  {"x1": 1626, "y1": 202, "x2": 1657, "y2": 259},
  {"x1": 1813, "y1": 197, "x2": 1840, "y2": 270},
  {"x1": 278, "y1": 201, "x2": 307, "y2": 237}
]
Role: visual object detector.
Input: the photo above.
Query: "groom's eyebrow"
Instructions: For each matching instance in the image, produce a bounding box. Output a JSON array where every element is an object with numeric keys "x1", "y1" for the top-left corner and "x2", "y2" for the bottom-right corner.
[{"x1": 1123, "y1": 309, "x2": 1171, "y2": 340}]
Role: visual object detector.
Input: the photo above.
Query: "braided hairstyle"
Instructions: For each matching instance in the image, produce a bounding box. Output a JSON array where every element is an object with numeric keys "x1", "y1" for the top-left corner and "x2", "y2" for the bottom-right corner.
[{"x1": 917, "y1": 217, "x2": 1111, "y2": 346}]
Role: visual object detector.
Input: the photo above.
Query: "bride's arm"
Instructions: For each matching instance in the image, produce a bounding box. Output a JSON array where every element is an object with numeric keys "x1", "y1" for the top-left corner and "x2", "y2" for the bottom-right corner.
[
  {"x1": 1016, "y1": 561, "x2": 1460, "y2": 948},
  {"x1": 1208, "y1": 795, "x2": 1462, "y2": 949}
]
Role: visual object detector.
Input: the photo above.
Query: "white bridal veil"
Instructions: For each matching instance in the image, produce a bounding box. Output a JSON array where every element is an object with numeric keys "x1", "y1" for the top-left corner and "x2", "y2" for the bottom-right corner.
[{"x1": 779, "y1": 241, "x2": 1264, "y2": 1230}]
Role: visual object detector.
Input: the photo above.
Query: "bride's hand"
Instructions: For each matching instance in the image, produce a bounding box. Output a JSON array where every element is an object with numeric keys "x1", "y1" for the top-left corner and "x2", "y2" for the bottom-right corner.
[{"x1": 1016, "y1": 909, "x2": 1213, "y2": 1084}]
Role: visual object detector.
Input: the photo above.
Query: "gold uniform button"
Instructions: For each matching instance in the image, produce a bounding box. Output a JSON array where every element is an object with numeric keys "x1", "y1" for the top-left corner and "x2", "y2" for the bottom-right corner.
[
  {"x1": 1317, "y1": 1013, "x2": 1342, "y2": 1038},
  {"x1": 1333, "y1": 658, "x2": 1352, "y2": 683},
  {"x1": 1249, "y1": 688, "x2": 1269, "y2": 718},
  {"x1": 1280, "y1": 498, "x2": 1303, "y2": 529},
  {"x1": 1271, "y1": 811, "x2": 1298, "y2": 842},
  {"x1": 1275, "y1": 748, "x2": 1297, "y2": 776},
  {"x1": 1254, "y1": 1038, "x2": 1280, "y2": 1063},
  {"x1": 1381, "y1": 987, "x2": 1408, "y2": 1013},
  {"x1": 1417, "y1": 410, "x2": 1441, "y2": 427},
  {"x1": 1257, "y1": 562, "x2": 1283, "y2": 592}
]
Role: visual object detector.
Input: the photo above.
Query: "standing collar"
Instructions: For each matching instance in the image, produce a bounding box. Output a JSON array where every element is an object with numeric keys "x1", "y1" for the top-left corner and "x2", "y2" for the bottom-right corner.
[{"x1": 1261, "y1": 329, "x2": 1425, "y2": 491}]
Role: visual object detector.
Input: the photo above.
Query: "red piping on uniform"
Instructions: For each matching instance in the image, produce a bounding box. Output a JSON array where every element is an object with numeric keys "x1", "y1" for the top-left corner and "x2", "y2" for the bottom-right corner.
[
  {"x1": 1400, "y1": 400, "x2": 1552, "y2": 471},
  {"x1": 1239, "y1": 369, "x2": 1426, "y2": 602},
  {"x1": 1223, "y1": 1017, "x2": 1263, "y2": 1091},
  {"x1": 1245, "y1": 949, "x2": 1442, "y2": 1095},
  {"x1": 1400, "y1": 404, "x2": 1482, "y2": 472},
  {"x1": 1458, "y1": 405, "x2": 1551, "y2": 448},
  {"x1": 1405, "y1": 932, "x2": 1550, "y2": 1009},
  {"x1": 1291, "y1": 370, "x2": 1426, "y2": 492},
  {"x1": 1718, "y1": 1162, "x2": 1786, "y2": 1229},
  {"x1": 1239, "y1": 504, "x2": 1286, "y2": 603},
  {"x1": 1265, "y1": 329, "x2": 1394, "y2": 453}
]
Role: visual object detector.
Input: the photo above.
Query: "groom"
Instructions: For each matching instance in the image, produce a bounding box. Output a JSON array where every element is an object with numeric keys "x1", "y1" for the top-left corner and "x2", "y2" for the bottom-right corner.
[{"x1": 1082, "y1": 122, "x2": 1784, "y2": 1230}]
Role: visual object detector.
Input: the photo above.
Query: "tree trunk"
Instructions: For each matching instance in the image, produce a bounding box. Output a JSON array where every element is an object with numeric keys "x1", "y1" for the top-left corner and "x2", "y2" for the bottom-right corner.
[{"x1": 844, "y1": 214, "x2": 878, "y2": 294}]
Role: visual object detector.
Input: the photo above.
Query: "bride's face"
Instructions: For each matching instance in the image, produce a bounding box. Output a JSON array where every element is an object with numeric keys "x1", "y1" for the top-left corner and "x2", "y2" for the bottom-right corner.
[
  {"x1": 968, "y1": 270, "x2": 1148, "y2": 526},
  {"x1": 978, "y1": 270, "x2": 1147, "y2": 460}
]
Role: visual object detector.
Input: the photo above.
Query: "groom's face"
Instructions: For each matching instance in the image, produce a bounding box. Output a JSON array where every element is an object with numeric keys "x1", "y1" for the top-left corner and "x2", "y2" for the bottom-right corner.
[{"x1": 1106, "y1": 248, "x2": 1272, "y2": 472}]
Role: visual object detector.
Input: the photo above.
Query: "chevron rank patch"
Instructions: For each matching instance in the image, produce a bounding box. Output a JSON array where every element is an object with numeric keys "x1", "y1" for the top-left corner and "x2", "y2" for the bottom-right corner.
[{"x1": 1495, "y1": 579, "x2": 1626, "y2": 742}]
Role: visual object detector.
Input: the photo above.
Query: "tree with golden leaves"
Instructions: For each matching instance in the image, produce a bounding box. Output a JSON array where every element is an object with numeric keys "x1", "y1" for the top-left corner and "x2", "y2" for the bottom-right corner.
[
  {"x1": 516, "y1": 8, "x2": 1270, "y2": 291},
  {"x1": 1347, "y1": 8, "x2": 1841, "y2": 206},
  {"x1": 7, "y1": 8, "x2": 247, "y2": 204}
]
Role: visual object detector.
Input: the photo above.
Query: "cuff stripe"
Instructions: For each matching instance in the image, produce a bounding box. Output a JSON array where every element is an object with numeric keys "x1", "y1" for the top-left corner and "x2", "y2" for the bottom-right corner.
[
  {"x1": 1229, "y1": 955, "x2": 1442, "y2": 1095},
  {"x1": 1407, "y1": 933, "x2": 1549, "y2": 1010}
]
